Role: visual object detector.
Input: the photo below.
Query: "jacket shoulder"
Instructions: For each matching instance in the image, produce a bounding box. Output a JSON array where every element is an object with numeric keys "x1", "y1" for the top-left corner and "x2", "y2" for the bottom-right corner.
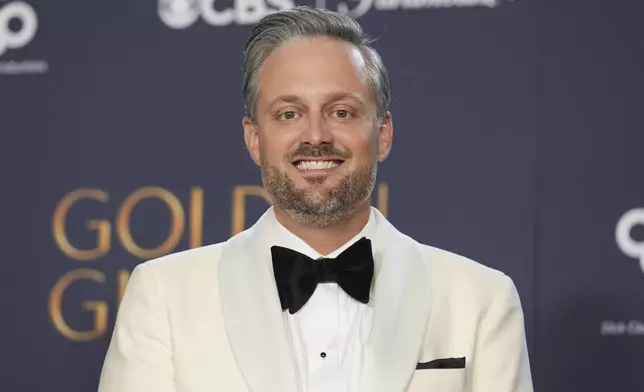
[
  {"x1": 418, "y1": 244, "x2": 517, "y2": 307},
  {"x1": 421, "y1": 244, "x2": 508, "y2": 280},
  {"x1": 132, "y1": 242, "x2": 227, "y2": 281}
]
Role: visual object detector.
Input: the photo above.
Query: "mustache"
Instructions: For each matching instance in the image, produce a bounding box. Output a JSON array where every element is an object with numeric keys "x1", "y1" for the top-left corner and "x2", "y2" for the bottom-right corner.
[{"x1": 288, "y1": 144, "x2": 352, "y2": 160}]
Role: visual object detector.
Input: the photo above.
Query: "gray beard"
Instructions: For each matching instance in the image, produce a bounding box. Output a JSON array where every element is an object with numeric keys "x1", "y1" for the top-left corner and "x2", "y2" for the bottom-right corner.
[{"x1": 261, "y1": 163, "x2": 377, "y2": 228}]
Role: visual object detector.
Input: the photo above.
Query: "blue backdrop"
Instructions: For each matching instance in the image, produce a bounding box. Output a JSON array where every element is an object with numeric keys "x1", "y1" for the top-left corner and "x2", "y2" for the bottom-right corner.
[{"x1": 1, "y1": 0, "x2": 643, "y2": 390}]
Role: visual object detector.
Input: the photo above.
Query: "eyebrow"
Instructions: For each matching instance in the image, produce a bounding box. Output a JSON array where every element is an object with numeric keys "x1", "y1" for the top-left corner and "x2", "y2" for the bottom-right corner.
[
  {"x1": 266, "y1": 92, "x2": 367, "y2": 110},
  {"x1": 324, "y1": 92, "x2": 367, "y2": 107}
]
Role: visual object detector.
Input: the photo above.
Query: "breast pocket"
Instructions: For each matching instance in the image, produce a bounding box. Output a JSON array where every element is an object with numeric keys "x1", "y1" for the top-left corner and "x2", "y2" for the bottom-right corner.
[{"x1": 407, "y1": 368, "x2": 466, "y2": 392}]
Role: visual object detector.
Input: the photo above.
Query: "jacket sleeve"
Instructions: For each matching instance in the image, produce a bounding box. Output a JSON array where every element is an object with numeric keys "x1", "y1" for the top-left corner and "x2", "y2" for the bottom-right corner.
[
  {"x1": 471, "y1": 274, "x2": 534, "y2": 392},
  {"x1": 98, "y1": 263, "x2": 176, "y2": 392}
]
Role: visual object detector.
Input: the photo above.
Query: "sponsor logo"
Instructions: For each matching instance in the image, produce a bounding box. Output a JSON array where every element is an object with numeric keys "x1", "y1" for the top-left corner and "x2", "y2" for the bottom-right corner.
[
  {"x1": 615, "y1": 208, "x2": 644, "y2": 274},
  {"x1": 599, "y1": 208, "x2": 644, "y2": 337},
  {"x1": 0, "y1": 1, "x2": 48, "y2": 75},
  {"x1": 599, "y1": 210, "x2": 644, "y2": 338},
  {"x1": 159, "y1": 0, "x2": 512, "y2": 29},
  {"x1": 601, "y1": 320, "x2": 644, "y2": 336}
]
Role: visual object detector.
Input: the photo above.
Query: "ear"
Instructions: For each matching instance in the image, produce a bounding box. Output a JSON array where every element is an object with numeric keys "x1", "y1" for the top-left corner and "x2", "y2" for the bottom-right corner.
[
  {"x1": 243, "y1": 116, "x2": 261, "y2": 166},
  {"x1": 377, "y1": 112, "x2": 394, "y2": 162}
]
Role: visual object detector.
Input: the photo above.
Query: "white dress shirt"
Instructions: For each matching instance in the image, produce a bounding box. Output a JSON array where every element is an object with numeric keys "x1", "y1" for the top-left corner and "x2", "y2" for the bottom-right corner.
[{"x1": 266, "y1": 210, "x2": 377, "y2": 392}]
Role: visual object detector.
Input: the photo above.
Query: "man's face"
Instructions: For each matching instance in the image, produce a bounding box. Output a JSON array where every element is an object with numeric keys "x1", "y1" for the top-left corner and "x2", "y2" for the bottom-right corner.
[{"x1": 243, "y1": 36, "x2": 393, "y2": 226}]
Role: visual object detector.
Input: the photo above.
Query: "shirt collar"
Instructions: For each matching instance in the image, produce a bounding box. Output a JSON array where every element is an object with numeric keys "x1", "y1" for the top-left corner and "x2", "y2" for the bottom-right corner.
[{"x1": 266, "y1": 207, "x2": 377, "y2": 260}]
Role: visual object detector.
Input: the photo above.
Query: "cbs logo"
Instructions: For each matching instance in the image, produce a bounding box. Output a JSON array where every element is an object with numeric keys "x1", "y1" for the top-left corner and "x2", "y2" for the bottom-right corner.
[
  {"x1": 615, "y1": 208, "x2": 644, "y2": 273},
  {"x1": 0, "y1": 1, "x2": 37, "y2": 56},
  {"x1": 158, "y1": 0, "x2": 293, "y2": 29},
  {"x1": 157, "y1": 0, "x2": 374, "y2": 29}
]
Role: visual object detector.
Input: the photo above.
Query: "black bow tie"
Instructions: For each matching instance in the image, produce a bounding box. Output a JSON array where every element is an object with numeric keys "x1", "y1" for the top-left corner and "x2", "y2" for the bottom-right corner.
[{"x1": 271, "y1": 237, "x2": 375, "y2": 314}]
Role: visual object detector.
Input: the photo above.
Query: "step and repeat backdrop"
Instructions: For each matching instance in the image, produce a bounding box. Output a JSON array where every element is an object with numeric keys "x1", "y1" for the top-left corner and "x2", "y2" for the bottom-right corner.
[{"x1": 1, "y1": 0, "x2": 643, "y2": 391}]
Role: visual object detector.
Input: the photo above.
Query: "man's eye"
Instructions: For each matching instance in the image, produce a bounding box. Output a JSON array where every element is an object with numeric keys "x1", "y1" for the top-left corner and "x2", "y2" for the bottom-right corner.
[
  {"x1": 279, "y1": 111, "x2": 297, "y2": 120},
  {"x1": 334, "y1": 110, "x2": 351, "y2": 119}
]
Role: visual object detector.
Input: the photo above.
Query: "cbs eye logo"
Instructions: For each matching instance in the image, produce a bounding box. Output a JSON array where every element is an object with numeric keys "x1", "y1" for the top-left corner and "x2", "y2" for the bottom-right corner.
[
  {"x1": 616, "y1": 208, "x2": 644, "y2": 274},
  {"x1": 0, "y1": 1, "x2": 38, "y2": 56}
]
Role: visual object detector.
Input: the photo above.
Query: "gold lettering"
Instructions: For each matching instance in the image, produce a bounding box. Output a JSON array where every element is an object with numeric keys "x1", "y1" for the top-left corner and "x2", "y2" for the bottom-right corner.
[
  {"x1": 189, "y1": 187, "x2": 204, "y2": 249},
  {"x1": 52, "y1": 189, "x2": 111, "y2": 261},
  {"x1": 231, "y1": 185, "x2": 270, "y2": 235},
  {"x1": 49, "y1": 269, "x2": 108, "y2": 341},
  {"x1": 116, "y1": 187, "x2": 185, "y2": 259}
]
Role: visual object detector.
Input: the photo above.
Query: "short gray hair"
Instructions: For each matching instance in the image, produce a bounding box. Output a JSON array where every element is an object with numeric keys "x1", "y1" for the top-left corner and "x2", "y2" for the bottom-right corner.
[{"x1": 242, "y1": 6, "x2": 391, "y2": 121}]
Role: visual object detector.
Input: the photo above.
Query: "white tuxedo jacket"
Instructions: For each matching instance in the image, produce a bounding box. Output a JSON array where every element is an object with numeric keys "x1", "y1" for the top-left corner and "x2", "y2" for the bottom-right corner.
[{"x1": 98, "y1": 208, "x2": 533, "y2": 392}]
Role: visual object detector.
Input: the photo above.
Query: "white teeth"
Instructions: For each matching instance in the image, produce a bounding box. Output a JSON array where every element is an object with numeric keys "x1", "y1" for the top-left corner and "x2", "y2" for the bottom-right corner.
[{"x1": 295, "y1": 160, "x2": 340, "y2": 170}]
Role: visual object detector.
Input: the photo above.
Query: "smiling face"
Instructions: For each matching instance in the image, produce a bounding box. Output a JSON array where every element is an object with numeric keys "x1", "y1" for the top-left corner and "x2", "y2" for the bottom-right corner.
[{"x1": 243, "y1": 36, "x2": 393, "y2": 227}]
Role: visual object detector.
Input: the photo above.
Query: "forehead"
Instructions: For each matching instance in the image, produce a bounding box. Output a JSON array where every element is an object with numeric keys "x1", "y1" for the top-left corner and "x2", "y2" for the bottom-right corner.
[{"x1": 256, "y1": 36, "x2": 374, "y2": 107}]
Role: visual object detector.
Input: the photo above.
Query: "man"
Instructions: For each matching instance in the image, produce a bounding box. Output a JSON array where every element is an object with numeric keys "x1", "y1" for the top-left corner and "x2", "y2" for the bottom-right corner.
[{"x1": 98, "y1": 6, "x2": 533, "y2": 392}]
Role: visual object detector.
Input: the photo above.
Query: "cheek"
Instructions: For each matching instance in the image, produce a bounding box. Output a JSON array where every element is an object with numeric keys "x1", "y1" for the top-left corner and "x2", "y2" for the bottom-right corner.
[
  {"x1": 259, "y1": 134, "x2": 293, "y2": 164},
  {"x1": 338, "y1": 133, "x2": 379, "y2": 162}
]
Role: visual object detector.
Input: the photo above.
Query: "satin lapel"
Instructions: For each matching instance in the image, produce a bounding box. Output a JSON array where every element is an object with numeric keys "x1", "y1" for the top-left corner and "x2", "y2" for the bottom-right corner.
[
  {"x1": 357, "y1": 209, "x2": 432, "y2": 392},
  {"x1": 218, "y1": 210, "x2": 299, "y2": 392}
]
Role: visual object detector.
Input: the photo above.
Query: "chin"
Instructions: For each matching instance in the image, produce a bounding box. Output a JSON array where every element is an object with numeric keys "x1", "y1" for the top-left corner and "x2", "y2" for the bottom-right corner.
[{"x1": 300, "y1": 189, "x2": 335, "y2": 206}]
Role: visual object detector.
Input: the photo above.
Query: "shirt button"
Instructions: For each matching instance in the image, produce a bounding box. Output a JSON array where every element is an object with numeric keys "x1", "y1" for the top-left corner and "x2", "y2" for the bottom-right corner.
[{"x1": 320, "y1": 352, "x2": 327, "y2": 358}]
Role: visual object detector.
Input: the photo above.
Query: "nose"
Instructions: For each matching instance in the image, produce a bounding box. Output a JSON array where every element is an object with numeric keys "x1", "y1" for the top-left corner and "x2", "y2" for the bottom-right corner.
[{"x1": 300, "y1": 111, "x2": 333, "y2": 146}]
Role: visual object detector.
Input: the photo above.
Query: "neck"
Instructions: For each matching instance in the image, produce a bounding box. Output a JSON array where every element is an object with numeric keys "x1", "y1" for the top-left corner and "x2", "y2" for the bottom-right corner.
[{"x1": 274, "y1": 201, "x2": 372, "y2": 255}]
